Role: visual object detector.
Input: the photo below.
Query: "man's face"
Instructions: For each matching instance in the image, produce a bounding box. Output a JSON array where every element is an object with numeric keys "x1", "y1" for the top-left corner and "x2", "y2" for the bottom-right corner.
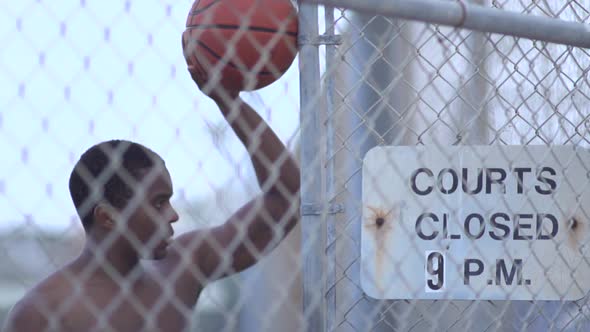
[{"x1": 122, "y1": 165, "x2": 179, "y2": 260}]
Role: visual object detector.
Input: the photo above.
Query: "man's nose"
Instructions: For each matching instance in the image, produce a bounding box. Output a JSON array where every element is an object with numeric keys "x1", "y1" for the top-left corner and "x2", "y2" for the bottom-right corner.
[{"x1": 168, "y1": 206, "x2": 179, "y2": 223}]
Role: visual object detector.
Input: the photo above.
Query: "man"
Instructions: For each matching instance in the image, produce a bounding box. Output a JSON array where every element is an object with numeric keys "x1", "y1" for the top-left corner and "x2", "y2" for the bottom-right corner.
[{"x1": 2, "y1": 68, "x2": 300, "y2": 331}]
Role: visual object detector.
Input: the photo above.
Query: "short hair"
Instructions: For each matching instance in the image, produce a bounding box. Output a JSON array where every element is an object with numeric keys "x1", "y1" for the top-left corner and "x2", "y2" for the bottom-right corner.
[{"x1": 68, "y1": 140, "x2": 163, "y2": 231}]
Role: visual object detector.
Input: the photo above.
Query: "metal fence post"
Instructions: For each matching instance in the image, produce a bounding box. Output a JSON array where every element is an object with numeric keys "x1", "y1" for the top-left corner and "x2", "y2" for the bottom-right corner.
[
  {"x1": 298, "y1": 2, "x2": 326, "y2": 332},
  {"x1": 324, "y1": 5, "x2": 337, "y2": 332}
]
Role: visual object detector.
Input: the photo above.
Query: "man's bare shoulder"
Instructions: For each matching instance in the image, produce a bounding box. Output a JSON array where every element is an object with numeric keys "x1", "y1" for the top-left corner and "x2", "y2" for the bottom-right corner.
[
  {"x1": 2, "y1": 269, "x2": 74, "y2": 332},
  {"x1": 2, "y1": 293, "x2": 51, "y2": 332}
]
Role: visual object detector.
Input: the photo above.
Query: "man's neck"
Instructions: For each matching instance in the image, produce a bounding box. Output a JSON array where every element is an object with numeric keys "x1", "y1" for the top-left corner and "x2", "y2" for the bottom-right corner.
[{"x1": 72, "y1": 239, "x2": 142, "y2": 283}]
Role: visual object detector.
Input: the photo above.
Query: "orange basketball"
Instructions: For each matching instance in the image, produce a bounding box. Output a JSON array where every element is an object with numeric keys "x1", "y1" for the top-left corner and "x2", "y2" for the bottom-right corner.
[{"x1": 182, "y1": 0, "x2": 298, "y2": 91}]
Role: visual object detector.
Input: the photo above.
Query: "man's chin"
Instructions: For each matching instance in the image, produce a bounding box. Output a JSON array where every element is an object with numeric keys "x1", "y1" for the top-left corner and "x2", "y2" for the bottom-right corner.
[
  {"x1": 151, "y1": 250, "x2": 168, "y2": 260},
  {"x1": 152, "y1": 245, "x2": 170, "y2": 260},
  {"x1": 140, "y1": 245, "x2": 169, "y2": 260}
]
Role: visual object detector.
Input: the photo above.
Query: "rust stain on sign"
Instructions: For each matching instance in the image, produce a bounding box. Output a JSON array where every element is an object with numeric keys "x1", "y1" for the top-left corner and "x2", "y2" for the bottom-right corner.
[
  {"x1": 364, "y1": 204, "x2": 399, "y2": 292},
  {"x1": 564, "y1": 215, "x2": 587, "y2": 253}
]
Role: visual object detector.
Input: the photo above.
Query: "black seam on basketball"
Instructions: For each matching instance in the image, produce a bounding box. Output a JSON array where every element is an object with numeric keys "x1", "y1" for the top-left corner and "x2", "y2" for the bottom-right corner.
[
  {"x1": 186, "y1": 24, "x2": 297, "y2": 37},
  {"x1": 190, "y1": 0, "x2": 223, "y2": 16},
  {"x1": 190, "y1": 53, "x2": 208, "y2": 79},
  {"x1": 196, "y1": 40, "x2": 275, "y2": 76}
]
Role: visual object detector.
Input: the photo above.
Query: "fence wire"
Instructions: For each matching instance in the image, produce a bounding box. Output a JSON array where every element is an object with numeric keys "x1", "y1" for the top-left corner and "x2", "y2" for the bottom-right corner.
[
  {"x1": 317, "y1": 0, "x2": 590, "y2": 331},
  {"x1": 2, "y1": 0, "x2": 590, "y2": 331},
  {"x1": 0, "y1": 0, "x2": 301, "y2": 331}
]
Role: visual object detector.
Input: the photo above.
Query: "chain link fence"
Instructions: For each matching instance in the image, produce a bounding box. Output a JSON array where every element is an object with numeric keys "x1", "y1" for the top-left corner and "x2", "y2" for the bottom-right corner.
[
  {"x1": 0, "y1": 0, "x2": 301, "y2": 331},
  {"x1": 2, "y1": 0, "x2": 590, "y2": 331},
  {"x1": 304, "y1": 0, "x2": 590, "y2": 331}
]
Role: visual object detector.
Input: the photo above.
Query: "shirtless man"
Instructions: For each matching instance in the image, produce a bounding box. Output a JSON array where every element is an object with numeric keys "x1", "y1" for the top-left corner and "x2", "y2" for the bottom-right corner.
[{"x1": 2, "y1": 69, "x2": 300, "y2": 331}]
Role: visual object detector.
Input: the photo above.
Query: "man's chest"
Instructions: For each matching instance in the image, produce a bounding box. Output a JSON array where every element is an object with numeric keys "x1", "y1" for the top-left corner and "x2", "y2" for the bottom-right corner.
[{"x1": 59, "y1": 287, "x2": 189, "y2": 331}]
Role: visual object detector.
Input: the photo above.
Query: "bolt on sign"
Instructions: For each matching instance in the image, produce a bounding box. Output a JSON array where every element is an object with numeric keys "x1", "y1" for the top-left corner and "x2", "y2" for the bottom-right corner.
[{"x1": 361, "y1": 145, "x2": 590, "y2": 301}]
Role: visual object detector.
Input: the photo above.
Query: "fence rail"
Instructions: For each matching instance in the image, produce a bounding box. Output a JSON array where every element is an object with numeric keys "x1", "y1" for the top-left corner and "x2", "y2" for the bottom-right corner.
[
  {"x1": 299, "y1": 0, "x2": 590, "y2": 330},
  {"x1": 1, "y1": 0, "x2": 590, "y2": 331}
]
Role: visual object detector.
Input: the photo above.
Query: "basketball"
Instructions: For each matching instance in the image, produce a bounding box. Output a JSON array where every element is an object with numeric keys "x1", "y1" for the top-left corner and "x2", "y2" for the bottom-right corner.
[{"x1": 182, "y1": 0, "x2": 298, "y2": 91}]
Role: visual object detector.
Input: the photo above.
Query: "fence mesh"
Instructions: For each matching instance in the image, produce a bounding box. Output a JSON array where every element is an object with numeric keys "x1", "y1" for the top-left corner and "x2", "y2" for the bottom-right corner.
[
  {"x1": 0, "y1": 0, "x2": 301, "y2": 331},
  {"x1": 2, "y1": 0, "x2": 590, "y2": 331},
  {"x1": 321, "y1": 0, "x2": 590, "y2": 331}
]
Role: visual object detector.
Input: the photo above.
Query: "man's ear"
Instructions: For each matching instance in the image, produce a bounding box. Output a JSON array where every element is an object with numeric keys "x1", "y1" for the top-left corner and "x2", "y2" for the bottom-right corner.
[{"x1": 93, "y1": 203, "x2": 115, "y2": 230}]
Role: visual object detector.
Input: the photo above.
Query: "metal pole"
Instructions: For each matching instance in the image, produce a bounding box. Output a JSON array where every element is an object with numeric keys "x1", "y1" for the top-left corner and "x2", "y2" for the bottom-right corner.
[
  {"x1": 303, "y1": 0, "x2": 590, "y2": 48},
  {"x1": 458, "y1": 0, "x2": 490, "y2": 145},
  {"x1": 298, "y1": 2, "x2": 325, "y2": 332},
  {"x1": 324, "y1": 6, "x2": 337, "y2": 332},
  {"x1": 330, "y1": 12, "x2": 386, "y2": 331}
]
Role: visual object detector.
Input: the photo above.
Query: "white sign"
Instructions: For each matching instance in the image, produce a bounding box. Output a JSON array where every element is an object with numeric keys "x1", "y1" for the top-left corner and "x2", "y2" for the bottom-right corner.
[{"x1": 361, "y1": 145, "x2": 590, "y2": 300}]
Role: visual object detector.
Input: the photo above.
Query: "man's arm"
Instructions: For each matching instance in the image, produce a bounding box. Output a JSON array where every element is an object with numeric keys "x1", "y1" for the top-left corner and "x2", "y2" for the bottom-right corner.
[{"x1": 170, "y1": 76, "x2": 300, "y2": 286}]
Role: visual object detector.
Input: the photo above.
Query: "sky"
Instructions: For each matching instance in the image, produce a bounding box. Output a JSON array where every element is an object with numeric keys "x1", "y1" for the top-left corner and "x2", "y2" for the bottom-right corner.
[{"x1": 0, "y1": 0, "x2": 302, "y2": 232}]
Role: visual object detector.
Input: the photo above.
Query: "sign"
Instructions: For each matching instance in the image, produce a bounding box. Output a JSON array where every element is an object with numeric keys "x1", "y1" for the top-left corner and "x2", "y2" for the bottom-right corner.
[{"x1": 361, "y1": 145, "x2": 590, "y2": 300}]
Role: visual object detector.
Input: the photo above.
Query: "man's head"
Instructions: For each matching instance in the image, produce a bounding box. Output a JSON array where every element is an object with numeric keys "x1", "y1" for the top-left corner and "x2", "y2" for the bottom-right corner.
[{"x1": 69, "y1": 140, "x2": 178, "y2": 259}]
